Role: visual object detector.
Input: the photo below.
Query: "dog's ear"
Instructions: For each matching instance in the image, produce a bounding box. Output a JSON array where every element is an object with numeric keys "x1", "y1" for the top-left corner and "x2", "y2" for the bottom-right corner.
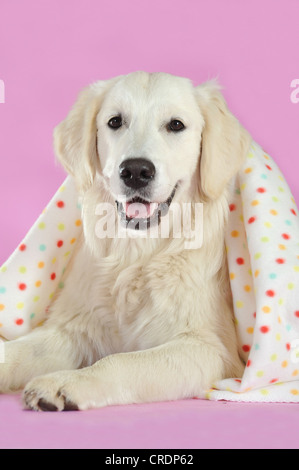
[
  {"x1": 196, "y1": 81, "x2": 251, "y2": 200},
  {"x1": 54, "y1": 81, "x2": 110, "y2": 191}
]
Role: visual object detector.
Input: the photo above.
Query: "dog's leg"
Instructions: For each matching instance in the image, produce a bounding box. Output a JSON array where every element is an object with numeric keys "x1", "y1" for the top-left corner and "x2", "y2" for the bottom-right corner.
[
  {"x1": 0, "y1": 327, "x2": 81, "y2": 393},
  {"x1": 23, "y1": 334, "x2": 238, "y2": 411}
]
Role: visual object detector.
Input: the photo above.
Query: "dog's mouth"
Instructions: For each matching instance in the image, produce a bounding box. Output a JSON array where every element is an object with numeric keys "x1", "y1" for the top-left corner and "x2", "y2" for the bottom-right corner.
[{"x1": 116, "y1": 185, "x2": 178, "y2": 231}]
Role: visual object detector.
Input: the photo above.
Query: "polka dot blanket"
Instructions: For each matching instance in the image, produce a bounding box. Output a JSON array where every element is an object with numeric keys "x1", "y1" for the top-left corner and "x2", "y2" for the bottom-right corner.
[{"x1": 1, "y1": 141, "x2": 299, "y2": 402}]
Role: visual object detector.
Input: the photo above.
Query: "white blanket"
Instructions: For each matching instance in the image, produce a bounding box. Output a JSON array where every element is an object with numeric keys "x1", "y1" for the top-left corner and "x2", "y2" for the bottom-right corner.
[{"x1": 1, "y1": 142, "x2": 299, "y2": 402}]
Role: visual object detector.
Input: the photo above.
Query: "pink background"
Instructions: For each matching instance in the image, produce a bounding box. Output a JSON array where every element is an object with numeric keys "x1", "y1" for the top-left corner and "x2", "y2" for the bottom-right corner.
[{"x1": 0, "y1": 1, "x2": 299, "y2": 449}]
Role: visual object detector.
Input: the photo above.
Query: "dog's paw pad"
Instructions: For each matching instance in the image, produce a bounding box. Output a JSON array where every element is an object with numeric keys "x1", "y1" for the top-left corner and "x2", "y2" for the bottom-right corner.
[{"x1": 37, "y1": 398, "x2": 58, "y2": 412}]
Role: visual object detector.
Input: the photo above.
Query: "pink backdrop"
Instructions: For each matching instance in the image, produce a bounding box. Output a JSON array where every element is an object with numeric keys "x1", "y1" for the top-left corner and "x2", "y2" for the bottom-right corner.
[{"x1": 0, "y1": 0, "x2": 298, "y2": 265}]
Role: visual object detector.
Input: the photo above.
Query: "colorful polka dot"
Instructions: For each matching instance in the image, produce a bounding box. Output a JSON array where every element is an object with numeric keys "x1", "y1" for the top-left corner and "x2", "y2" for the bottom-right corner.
[{"x1": 262, "y1": 306, "x2": 271, "y2": 313}]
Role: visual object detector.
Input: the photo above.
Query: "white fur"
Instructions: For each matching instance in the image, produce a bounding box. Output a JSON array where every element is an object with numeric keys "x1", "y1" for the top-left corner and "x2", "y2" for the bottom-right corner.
[{"x1": 0, "y1": 72, "x2": 251, "y2": 411}]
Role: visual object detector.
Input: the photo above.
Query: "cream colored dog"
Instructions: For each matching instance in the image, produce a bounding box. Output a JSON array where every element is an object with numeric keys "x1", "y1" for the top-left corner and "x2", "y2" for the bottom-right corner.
[{"x1": 0, "y1": 72, "x2": 251, "y2": 411}]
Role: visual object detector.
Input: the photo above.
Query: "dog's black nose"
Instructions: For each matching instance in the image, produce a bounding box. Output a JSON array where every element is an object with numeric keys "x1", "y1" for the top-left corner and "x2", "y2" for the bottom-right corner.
[{"x1": 119, "y1": 158, "x2": 156, "y2": 189}]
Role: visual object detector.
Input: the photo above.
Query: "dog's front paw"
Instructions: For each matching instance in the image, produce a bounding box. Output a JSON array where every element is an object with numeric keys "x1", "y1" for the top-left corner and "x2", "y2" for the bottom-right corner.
[{"x1": 23, "y1": 371, "x2": 80, "y2": 411}]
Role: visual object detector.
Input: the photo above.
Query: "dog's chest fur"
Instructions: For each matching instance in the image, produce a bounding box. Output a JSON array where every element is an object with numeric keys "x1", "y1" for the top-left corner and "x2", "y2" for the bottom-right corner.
[{"x1": 49, "y1": 235, "x2": 225, "y2": 365}]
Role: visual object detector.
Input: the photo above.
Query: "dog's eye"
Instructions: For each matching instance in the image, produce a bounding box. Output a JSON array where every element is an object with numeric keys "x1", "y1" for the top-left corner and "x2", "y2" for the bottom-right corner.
[
  {"x1": 168, "y1": 120, "x2": 185, "y2": 132},
  {"x1": 108, "y1": 116, "x2": 122, "y2": 130}
]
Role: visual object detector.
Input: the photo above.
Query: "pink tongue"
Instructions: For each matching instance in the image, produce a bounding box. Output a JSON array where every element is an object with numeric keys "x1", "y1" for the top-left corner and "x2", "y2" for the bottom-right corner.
[{"x1": 126, "y1": 202, "x2": 150, "y2": 219}]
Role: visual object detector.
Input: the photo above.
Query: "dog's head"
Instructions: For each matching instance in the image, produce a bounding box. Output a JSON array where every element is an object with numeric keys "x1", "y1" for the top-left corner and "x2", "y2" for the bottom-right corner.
[{"x1": 54, "y1": 72, "x2": 251, "y2": 232}]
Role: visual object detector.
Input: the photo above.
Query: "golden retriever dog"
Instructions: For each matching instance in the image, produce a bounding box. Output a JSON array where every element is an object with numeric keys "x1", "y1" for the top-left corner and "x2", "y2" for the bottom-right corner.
[{"x1": 0, "y1": 72, "x2": 251, "y2": 411}]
